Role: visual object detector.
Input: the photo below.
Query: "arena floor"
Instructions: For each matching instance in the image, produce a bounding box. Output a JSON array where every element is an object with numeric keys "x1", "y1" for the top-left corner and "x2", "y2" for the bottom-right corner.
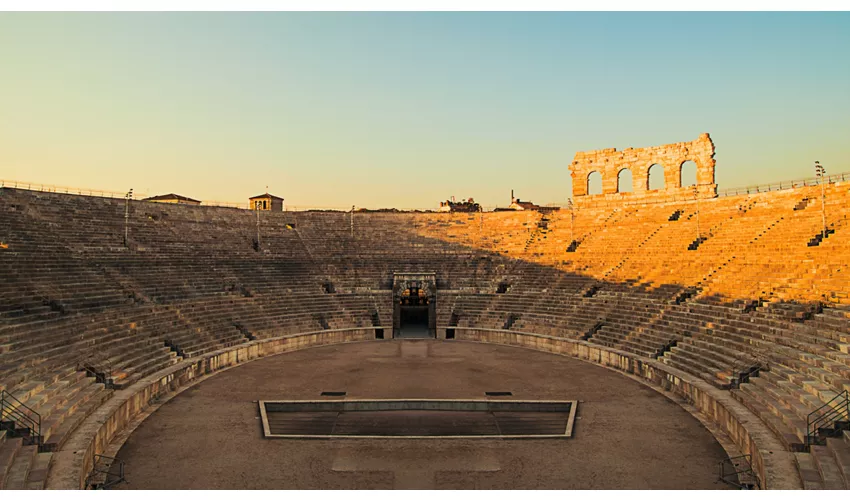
[{"x1": 112, "y1": 340, "x2": 733, "y2": 489}]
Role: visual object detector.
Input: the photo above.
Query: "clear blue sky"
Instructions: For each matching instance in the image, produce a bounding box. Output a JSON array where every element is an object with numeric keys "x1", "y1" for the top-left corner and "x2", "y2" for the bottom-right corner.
[{"x1": 1, "y1": 12, "x2": 848, "y2": 208}]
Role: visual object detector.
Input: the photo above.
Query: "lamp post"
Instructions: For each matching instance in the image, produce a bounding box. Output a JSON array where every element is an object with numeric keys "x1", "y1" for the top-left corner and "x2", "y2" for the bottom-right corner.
[
  {"x1": 479, "y1": 205, "x2": 484, "y2": 231},
  {"x1": 567, "y1": 199, "x2": 575, "y2": 244},
  {"x1": 255, "y1": 202, "x2": 261, "y2": 250},
  {"x1": 350, "y1": 205, "x2": 355, "y2": 238},
  {"x1": 815, "y1": 161, "x2": 827, "y2": 239},
  {"x1": 123, "y1": 188, "x2": 133, "y2": 248},
  {"x1": 692, "y1": 184, "x2": 701, "y2": 240}
]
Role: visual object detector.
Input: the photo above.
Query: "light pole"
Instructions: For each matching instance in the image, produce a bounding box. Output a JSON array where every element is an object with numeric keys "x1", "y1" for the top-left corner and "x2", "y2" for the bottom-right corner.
[
  {"x1": 692, "y1": 184, "x2": 701, "y2": 240},
  {"x1": 124, "y1": 188, "x2": 133, "y2": 248},
  {"x1": 567, "y1": 199, "x2": 575, "y2": 244},
  {"x1": 815, "y1": 161, "x2": 827, "y2": 239},
  {"x1": 350, "y1": 205, "x2": 355, "y2": 238},
  {"x1": 256, "y1": 203, "x2": 261, "y2": 250},
  {"x1": 479, "y1": 205, "x2": 484, "y2": 231}
]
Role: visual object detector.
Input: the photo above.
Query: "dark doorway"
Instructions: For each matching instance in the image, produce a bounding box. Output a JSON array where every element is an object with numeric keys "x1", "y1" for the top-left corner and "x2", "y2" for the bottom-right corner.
[
  {"x1": 399, "y1": 305, "x2": 430, "y2": 338},
  {"x1": 394, "y1": 285, "x2": 435, "y2": 338},
  {"x1": 392, "y1": 273, "x2": 437, "y2": 338}
]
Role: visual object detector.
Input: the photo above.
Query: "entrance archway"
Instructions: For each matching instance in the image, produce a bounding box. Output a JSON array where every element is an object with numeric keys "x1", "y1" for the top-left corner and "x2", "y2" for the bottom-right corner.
[{"x1": 392, "y1": 272, "x2": 437, "y2": 338}]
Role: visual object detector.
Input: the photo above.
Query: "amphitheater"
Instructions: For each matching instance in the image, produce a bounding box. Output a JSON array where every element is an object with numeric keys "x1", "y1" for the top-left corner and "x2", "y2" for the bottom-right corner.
[{"x1": 1, "y1": 134, "x2": 849, "y2": 490}]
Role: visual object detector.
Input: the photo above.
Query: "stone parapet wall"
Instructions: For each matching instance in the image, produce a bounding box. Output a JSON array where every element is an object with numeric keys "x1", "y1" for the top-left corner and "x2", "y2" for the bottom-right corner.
[
  {"x1": 570, "y1": 133, "x2": 717, "y2": 205},
  {"x1": 47, "y1": 328, "x2": 375, "y2": 490},
  {"x1": 48, "y1": 325, "x2": 802, "y2": 490},
  {"x1": 453, "y1": 327, "x2": 802, "y2": 490}
]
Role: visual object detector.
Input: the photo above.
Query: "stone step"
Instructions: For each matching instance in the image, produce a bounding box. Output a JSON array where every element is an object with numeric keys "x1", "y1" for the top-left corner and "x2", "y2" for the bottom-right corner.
[
  {"x1": 827, "y1": 437, "x2": 850, "y2": 487},
  {"x1": 0, "y1": 437, "x2": 23, "y2": 487},
  {"x1": 731, "y1": 386, "x2": 805, "y2": 450},
  {"x1": 811, "y1": 444, "x2": 847, "y2": 489},
  {"x1": 24, "y1": 451, "x2": 52, "y2": 490},
  {"x1": 1, "y1": 443, "x2": 36, "y2": 489},
  {"x1": 795, "y1": 452, "x2": 825, "y2": 489},
  {"x1": 42, "y1": 386, "x2": 113, "y2": 452}
]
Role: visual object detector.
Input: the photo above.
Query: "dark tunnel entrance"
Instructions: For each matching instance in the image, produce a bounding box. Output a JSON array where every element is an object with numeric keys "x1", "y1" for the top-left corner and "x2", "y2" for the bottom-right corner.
[
  {"x1": 398, "y1": 302, "x2": 431, "y2": 338},
  {"x1": 392, "y1": 274, "x2": 437, "y2": 338}
]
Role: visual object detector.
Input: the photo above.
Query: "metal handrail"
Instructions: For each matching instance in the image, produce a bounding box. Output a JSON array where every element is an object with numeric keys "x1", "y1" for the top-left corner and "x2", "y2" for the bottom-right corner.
[
  {"x1": 806, "y1": 390, "x2": 849, "y2": 446},
  {"x1": 78, "y1": 352, "x2": 115, "y2": 386},
  {"x1": 85, "y1": 454, "x2": 125, "y2": 489},
  {"x1": 718, "y1": 454, "x2": 759, "y2": 489},
  {"x1": 0, "y1": 390, "x2": 41, "y2": 445}
]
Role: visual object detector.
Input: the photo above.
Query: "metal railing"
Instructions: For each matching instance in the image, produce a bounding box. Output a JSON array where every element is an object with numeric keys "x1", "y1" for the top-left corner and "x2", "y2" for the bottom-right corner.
[
  {"x1": 0, "y1": 390, "x2": 41, "y2": 446},
  {"x1": 718, "y1": 170, "x2": 850, "y2": 197},
  {"x1": 3, "y1": 168, "x2": 848, "y2": 212},
  {"x1": 85, "y1": 454, "x2": 126, "y2": 490},
  {"x1": 0, "y1": 178, "x2": 150, "y2": 200},
  {"x1": 806, "y1": 390, "x2": 849, "y2": 448},
  {"x1": 718, "y1": 454, "x2": 759, "y2": 489},
  {"x1": 78, "y1": 352, "x2": 115, "y2": 387}
]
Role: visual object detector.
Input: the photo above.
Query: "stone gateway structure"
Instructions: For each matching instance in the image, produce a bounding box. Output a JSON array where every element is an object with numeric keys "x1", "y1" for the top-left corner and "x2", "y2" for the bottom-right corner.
[{"x1": 569, "y1": 133, "x2": 717, "y2": 205}]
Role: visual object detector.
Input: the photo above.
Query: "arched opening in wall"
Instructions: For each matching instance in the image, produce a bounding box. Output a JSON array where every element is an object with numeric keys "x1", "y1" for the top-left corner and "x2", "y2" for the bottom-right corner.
[
  {"x1": 647, "y1": 164, "x2": 665, "y2": 190},
  {"x1": 587, "y1": 171, "x2": 602, "y2": 195},
  {"x1": 617, "y1": 169, "x2": 633, "y2": 193},
  {"x1": 680, "y1": 161, "x2": 697, "y2": 187}
]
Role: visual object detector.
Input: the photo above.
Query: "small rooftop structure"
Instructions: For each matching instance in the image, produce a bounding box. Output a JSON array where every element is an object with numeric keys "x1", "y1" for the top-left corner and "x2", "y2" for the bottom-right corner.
[
  {"x1": 494, "y1": 190, "x2": 558, "y2": 213},
  {"x1": 438, "y1": 197, "x2": 480, "y2": 213},
  {"x1": 508, "y1": 190, "x2": 541, "y2": 211},
  {"x1": 143, "y1": 193, "x2": 201, "y2": 205},
  {"x1": 250, "y1": 192, "x2": 285, "y2": 211}
]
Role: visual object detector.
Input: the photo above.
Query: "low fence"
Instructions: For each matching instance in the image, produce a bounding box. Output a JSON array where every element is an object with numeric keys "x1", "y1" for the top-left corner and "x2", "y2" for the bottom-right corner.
[
  {"x1": 717, "y1": 171, "x2": 850, "y2": 197},
  {"x1": 4, "y1": 169, "x2": 848, "y2": 213},
  {"x1": 0, "y1": 179, "x2": 146, "y2": 200}
]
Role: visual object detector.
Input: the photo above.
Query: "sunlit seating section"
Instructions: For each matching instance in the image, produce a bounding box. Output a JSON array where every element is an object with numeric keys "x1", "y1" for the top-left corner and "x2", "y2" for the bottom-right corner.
[{"x1": 2, "y1": 182, "x2": 850, "y2": 489}]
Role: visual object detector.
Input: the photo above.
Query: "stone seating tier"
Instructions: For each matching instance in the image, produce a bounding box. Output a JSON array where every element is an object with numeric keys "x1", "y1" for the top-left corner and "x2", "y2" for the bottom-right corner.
[{"x1": 1, "y1": 185, "x2": 850, "y2": 489}]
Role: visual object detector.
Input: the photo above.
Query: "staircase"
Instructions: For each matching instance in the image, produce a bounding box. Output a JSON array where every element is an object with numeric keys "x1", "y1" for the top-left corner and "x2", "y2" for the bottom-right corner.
[
  {"x1": 794, "y1": 391, "x2": 850, "y2": 489},
  {"x1": 808, "y1": 228, "x2": 836, "y2": 247},
  {"x1": 502, "y1": 313, "x2": 520, "y2": 330},
  {"x1": 794, "y1": 198, "x2": 812, "y2": 211},
  {"x1": 795, "y1": 432, "x2": 850, "y2": 489},
  {"x1": 688, "y1": 236, "x2": 708, "y2": 251},
  {"x1": 0, "y1": 390, "x2": 40, "y2": 447},
  {"x1": 0, "y1": 392, "x2": 52, "y2": 489}
]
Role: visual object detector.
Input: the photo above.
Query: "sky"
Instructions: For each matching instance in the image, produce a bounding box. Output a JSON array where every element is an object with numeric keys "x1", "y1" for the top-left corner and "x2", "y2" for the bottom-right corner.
[{"x1": 0, "y1": 12, "x2": 848, "y2": 209}]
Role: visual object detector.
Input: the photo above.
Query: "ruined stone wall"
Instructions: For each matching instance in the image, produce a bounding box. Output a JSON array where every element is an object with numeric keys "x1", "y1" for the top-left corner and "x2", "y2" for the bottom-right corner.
[{"x1": 570, "y1": 133, "x2": 717, "y2": 205}]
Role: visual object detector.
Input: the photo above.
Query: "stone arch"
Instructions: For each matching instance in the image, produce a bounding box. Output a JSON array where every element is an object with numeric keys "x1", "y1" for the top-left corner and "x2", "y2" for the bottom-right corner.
[
  {"x1": 587, "y1": 171, "x2": 602, "y2": 195},
  {"x1": 569, "y1": 133, "x2": 716, "y2": 203},
  {"x1": 617, "y1": 168, "x2": 633, "y2": 193},
  {"x1": 680, "y1": 160, "x2": 697, "y2": 187},
  {"x1": 647, "y1": 164, "x2": 665, "y2": 190}
]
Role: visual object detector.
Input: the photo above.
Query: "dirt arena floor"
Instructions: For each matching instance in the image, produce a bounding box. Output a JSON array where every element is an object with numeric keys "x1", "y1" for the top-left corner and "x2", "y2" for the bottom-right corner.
[{"x1": 113, "y1": 340, "x2": 733, "y2": 489}]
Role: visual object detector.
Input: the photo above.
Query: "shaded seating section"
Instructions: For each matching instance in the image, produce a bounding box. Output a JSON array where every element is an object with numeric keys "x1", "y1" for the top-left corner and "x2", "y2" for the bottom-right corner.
[{"x1": 1, "y1": 181, "x2": 850, "y2": 488}]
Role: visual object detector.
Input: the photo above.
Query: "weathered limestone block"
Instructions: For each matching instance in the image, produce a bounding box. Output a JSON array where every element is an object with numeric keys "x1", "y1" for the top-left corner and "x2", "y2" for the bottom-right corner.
[{"x1": 570, "y1": 133, "x2": 717, "y2": 205}]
